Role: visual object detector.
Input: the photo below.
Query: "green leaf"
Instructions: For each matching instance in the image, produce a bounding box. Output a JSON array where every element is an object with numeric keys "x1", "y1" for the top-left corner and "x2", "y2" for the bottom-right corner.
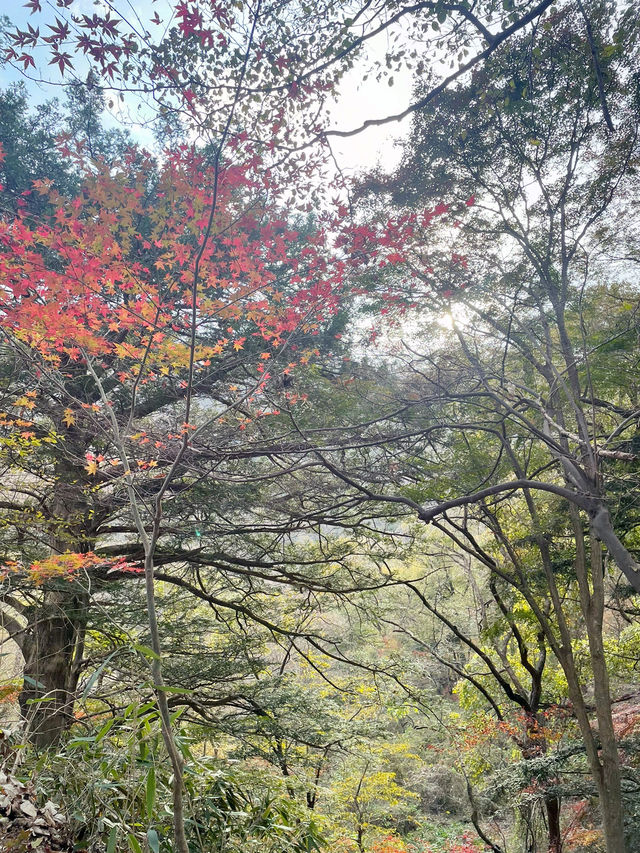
[
  {"x1": 23, "y1": 675, "x2": 46, "y2": 690},
  {"x1": 170, "y1": 706, "x2": 187, "y2": 724},
  {"x1": 95, "y1": 717, "x2": 116, "y2": 743},
  {"x1": 147, "y1": 828, "x2": 160, "y2": 853},
  {"x1": 132, "y1": 643, "x2": 161, "y2": 660},
  {"x1": 124, "y1": 700, "x2": 157, "y2": 719},
  {"x1": 106, "y1": 825, "x2": 118, "y2": 853},
  {"x1": 82, "y1": 650, "x2": 119, "y2": 699},
  {"x1": 155, "y1": 685, "x2": 194, "y2": 694},
  {"x1": 146, "y1": 766, "x2": 156, "y2": 817},
  {"x1": 128, "y1": 832, "x2": 143, "y2": 853}
]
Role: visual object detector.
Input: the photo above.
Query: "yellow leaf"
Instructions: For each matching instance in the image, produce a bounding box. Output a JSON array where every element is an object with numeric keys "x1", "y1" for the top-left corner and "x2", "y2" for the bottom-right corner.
[
  {"x1": 62, "y1": 408, "x2": 75, "y2": 427},
  {"x1": 85, "y1": 460, "x2": 98, "y2": 476}
]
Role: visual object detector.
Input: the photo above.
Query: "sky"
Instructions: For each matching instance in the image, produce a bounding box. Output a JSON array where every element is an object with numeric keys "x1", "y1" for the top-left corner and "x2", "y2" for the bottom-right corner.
[
  {"x1": 329, "y1": 56, "x2": 412, "y2": 178},
  {"x1": 0, "y1": 0, "x2": 413, "y2": 179}
]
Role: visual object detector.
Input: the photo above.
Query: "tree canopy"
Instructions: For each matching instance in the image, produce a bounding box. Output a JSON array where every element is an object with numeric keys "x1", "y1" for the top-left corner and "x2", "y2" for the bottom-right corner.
[{"x1": 1, "y1": 2, "x2": 640, "y2": 853}]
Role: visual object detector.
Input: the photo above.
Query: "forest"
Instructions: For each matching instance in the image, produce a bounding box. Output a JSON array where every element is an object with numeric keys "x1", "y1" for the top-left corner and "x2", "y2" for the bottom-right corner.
[{"x1": 0, "y1": 1, "x2": 639, "y2": 851}]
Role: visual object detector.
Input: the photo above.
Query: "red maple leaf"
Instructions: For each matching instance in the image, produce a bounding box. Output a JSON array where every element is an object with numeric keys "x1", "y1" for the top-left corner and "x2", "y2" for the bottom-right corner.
[
  {"x1": 49, "y1": 51, "x2": 73, "y2": 74},
  {"x1": 18, "y1": 53, "x2": 36, "y2": 70}
]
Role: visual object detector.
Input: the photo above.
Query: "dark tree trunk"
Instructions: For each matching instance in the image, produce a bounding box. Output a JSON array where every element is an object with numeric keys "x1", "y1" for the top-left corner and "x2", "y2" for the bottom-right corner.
[
  {"x1": 545, "y1": 794, "x2": 562, "y2": 853},
  {"x1": 521, "y1": 714, "x2": 563, "y2": 853},
  {"x1": 19, "y1": 587, "x2": 87, "y2": 748},
  {"x1": 17, "y1": 454, "x2": 93, "y2": 747}
]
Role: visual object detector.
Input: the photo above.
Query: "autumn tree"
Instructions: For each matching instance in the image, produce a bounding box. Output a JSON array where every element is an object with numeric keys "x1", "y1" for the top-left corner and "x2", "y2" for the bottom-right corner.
[{"x1": 0, "y1": 52, "x2": 360, "y2": 839}]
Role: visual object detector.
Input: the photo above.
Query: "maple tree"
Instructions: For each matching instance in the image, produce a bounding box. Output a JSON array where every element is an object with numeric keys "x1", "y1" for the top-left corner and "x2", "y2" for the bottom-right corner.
[
  {"x1": 0, "y1": 25, "x2": 405, "y2": 844},
  {"x1": 0, "y1": 82, "x2": 349, "y2": 844}
]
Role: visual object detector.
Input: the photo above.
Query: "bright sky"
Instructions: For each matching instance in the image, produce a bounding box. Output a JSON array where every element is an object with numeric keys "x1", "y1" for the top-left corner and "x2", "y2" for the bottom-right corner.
[
  {"x1": 1, "y1": 0, "x2": 416, "y2": 179},
  {"x1": 328, "y1": 59, "x2": 413, "y2": 177}
]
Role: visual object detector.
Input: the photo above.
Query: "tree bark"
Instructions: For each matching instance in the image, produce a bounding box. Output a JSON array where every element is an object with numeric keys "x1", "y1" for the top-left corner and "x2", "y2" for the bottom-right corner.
[
  {"x1": 545, "y1": 794, "x2": 562, "y2": 853},
  {"x1": 579, "y1": 533, "x2": 626, "y2": 853},
  {"x1": 19, "y1": 587, "x2": 87, "y2": 748},
  {"x1": 17, "y1": 452, "x2": 92, "y2": 747}
]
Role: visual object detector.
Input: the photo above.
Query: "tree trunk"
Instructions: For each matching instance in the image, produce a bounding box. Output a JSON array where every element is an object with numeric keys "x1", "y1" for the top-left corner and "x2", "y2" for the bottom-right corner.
[
  {"x1": 510, "y1": 520, "x2": 626, "y2": 853},
  {"x1": 17, "y1": 454, "x2": 92, "y2": 747},
  {"x1": 521, "y1": 713, "x2": 562, "y2": 853},
  {"x1": 597, "y1": 764, "x2": 626, "y2": 853},
  {"x1": 545, "y1": 794, "x2": 562, "y2": 853},
  {"x1": 576, "y1": 527, "x2": 626, "y2": 852},
  {"x1": 19, "y1": 587, "x2": 87, "y2": 748}
]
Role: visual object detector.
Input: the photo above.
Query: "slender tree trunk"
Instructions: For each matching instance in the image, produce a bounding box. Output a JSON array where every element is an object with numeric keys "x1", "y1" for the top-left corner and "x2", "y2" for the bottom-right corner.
[
  {"x1": 512, "y1": 517, "x2": 625, "y2": 853},
  {"x1": 528, "y1": 377, "x2": 627, "y2": 853},
  {"x1": 143, "y1": 549, "x2": 189, "y2": 853},
  {"x1": 554, "y1": 297, "x2": 626, "y2": 849},
  {"x1": 578, "y1": 531, "x2": 626, "y2": 853},
  {"x1": 522, "y1": 713, "x2": 562, "y2": 853}
]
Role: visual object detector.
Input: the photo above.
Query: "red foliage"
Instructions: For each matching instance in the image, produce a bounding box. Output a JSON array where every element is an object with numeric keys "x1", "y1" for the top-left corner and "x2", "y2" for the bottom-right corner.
[
  {"x1": 0, "y1": 144, "x2": 341, "y2": 424},
  {"x1": 372, "y1": 836, "x2": 408, "y2": 853},
  {"x1": 0, "y1": 552, "x2": 142, "y2": 585}
]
